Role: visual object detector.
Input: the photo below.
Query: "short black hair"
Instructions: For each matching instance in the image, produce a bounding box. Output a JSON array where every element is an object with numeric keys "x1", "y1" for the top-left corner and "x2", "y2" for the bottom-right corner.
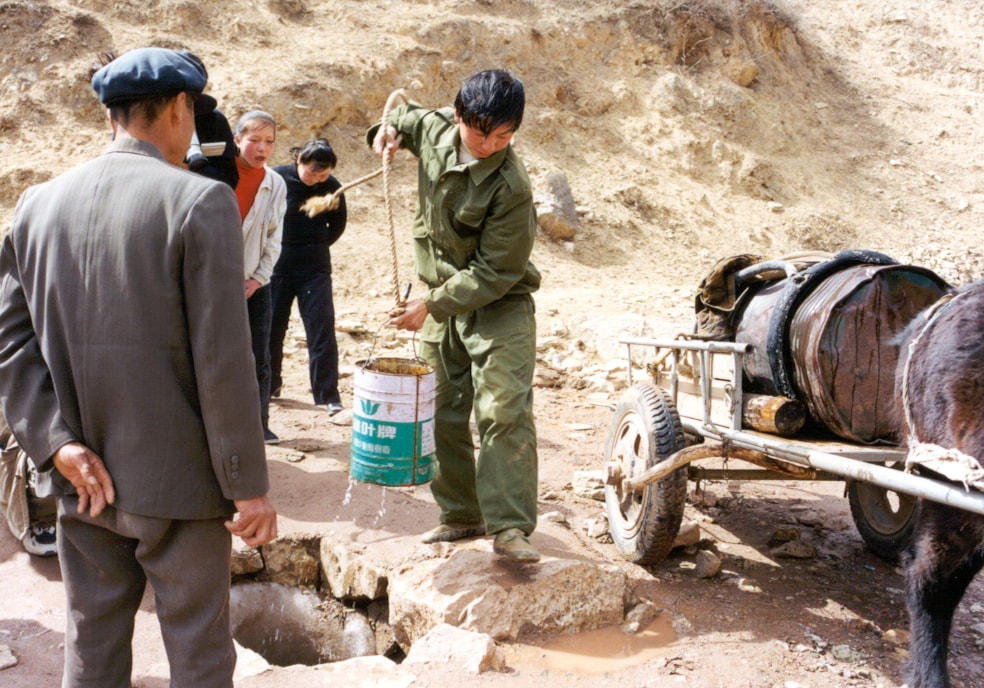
[
  {"x1": 453, "y1": 69, "x2": 525, "y2": 136},
  {"x1": 291, "y1": 138, "x2": 337, "y2": 171}
]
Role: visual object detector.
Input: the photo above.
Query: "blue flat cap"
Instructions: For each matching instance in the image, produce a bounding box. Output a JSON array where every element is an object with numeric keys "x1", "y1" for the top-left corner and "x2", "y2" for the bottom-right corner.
[{"x1": 92, "y1": 47, "x2": 217, "y2": 113}]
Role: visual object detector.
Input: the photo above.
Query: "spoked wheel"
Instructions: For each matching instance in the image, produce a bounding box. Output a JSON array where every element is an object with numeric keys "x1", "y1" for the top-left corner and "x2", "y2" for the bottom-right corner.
[
  {"x1": 604, "y1": 382, "x2": 688, "y2": 565},
  {"x1": 847, "y1": 472, "x2": 919, "y2": 562}
]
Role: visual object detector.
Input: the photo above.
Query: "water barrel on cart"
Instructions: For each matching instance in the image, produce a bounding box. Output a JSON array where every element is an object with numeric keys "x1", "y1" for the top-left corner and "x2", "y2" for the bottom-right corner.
[
  {"x1": 734, "y1": 259, "x2": 948, "y2": 443},
  {"x1": 351, "y1": 357, "x2": 436, "y2": 486}
]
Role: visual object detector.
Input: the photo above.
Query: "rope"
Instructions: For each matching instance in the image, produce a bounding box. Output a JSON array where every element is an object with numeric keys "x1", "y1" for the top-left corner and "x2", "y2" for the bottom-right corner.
[
  {"x1": 358, "y1": 88, "x2": 414, "y2": 371},
  {"x1": 297, "y1": 88, "x2": 410, "y2": 311},
  {"x1": 380, "y1": 88, "x2": 409, "y2": 309}
]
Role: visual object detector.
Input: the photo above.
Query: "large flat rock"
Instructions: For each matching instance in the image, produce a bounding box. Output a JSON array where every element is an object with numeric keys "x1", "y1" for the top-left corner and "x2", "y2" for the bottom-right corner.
[{"x1": 388, "y1": 543, "x2": 627, "y2": 645}]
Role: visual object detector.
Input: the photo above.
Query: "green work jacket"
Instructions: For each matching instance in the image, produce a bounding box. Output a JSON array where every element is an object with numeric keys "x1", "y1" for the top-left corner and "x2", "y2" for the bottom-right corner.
[{"x1": 370, "y1": 103, "x2": 540, "y2": 322}]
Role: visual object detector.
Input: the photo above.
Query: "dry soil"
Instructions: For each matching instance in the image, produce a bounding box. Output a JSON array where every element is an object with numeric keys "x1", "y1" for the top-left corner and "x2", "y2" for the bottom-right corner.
[{"x1": 2, "y1": 1, "x2": 984, "y2": 687}]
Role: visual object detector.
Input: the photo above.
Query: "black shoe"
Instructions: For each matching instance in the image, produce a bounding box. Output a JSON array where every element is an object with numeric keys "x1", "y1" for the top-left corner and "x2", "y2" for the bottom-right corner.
[
  {"x1": 263, "y1": 428, "x2": 280, "y2": 445},
  {"x1": 271, "y1": 385, "x2": 282, "y2": 398}
]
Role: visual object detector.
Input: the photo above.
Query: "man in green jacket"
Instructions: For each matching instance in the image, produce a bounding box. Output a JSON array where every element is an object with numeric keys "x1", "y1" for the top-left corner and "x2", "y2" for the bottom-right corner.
[{"x1": 371, "y1": 69, "x2": 541, "y2": 562}]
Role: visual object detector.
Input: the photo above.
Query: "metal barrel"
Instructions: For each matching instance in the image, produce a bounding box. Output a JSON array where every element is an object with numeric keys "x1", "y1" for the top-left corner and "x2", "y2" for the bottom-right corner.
[{"x1": 735, "y1": 262, "x2": 948, "y2": 443}]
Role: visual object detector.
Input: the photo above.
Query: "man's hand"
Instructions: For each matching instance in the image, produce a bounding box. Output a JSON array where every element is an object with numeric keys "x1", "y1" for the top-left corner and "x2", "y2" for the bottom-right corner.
[
  {"x1": 52, "y1": 442, "x2": 115, "y2": 517},
  {"x1": 245, "y1": 278, "x2": 261, "y2": 299},
  {"x1": 226, "y1": 495, "x2": 278, "y2": 546},
  {"x1": 372, "y1": 124, "x2": 401, "y2": 159},
  {"x1": 387, "y1": 298, "x2": 428, "y2": 331}
]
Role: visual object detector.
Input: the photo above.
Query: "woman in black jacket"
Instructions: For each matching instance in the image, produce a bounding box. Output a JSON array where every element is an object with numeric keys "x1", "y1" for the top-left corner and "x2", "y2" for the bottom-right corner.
[{"x1": 269, "y1": 139, "x2": 347, "y2": 415}]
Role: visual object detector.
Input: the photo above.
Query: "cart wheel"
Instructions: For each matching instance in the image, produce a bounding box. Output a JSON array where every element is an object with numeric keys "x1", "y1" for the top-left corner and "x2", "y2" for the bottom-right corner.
[
  {"x1": 847, "y1": 476, "x2": 918, "y2": 562},
  {"x1": 604, "y1": 382, "x2": 688, "y2": 565}
]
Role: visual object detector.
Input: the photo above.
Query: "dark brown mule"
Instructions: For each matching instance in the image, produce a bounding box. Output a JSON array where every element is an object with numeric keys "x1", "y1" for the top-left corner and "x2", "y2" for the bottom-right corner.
[{"x1": 897, "y1": 279, "x2": 984, "y2": 688}]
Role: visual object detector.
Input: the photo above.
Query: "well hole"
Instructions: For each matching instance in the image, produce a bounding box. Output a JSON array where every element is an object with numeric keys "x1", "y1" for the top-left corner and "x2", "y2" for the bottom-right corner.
[{"x1": 230, "y1": 582, "x2": 378, "y2": 667}]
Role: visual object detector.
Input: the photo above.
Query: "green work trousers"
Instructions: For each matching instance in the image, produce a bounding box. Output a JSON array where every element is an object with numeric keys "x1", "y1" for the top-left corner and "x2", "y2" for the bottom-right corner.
[{"x1": 419, "y1": 295, "x2": 539, "y2": 535}]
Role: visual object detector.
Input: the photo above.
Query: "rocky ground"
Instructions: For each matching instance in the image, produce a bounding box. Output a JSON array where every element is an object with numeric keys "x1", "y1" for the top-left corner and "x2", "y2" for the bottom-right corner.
[{"x1": 3, "y1": 0, "x2": 984, "y2": 686}]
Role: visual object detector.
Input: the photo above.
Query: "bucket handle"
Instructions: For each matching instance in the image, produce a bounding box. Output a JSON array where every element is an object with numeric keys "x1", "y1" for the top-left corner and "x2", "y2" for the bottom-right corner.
[{"x1": 361, "y1": 317, "x2": 427, "y2": 371}]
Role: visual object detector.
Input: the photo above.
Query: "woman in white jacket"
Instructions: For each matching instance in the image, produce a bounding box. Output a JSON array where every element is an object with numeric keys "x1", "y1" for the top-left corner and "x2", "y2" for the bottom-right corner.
[{"x1": 234, "y1": 110, "x2": 287, "y2": 444}]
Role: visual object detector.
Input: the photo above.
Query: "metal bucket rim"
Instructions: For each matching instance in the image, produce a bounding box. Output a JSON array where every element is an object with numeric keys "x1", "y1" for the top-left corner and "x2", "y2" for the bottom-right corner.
[{"x1": 356, "y1": 357, "x2": 434, "y2": 376}]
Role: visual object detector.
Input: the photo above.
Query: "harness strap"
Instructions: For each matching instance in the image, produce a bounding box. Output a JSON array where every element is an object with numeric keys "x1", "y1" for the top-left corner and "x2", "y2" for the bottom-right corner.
[
  {"x1": 899, "y1": 289, "x2": 984, "y2": 490},
  {"x1": 900, "y1": 291, "x2": 956, "y2": 444}
]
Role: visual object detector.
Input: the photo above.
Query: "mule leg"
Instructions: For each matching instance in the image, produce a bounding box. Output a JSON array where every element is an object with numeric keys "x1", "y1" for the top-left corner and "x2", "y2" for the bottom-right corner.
[{"x1": 904, "y1": 504, "x2": 984, "y2": 688}]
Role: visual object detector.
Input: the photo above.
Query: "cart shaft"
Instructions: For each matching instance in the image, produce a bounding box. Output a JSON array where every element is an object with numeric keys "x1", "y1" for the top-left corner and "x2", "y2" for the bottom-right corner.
[{"x1": 620, "y1": 419, "x2": 984, "y2": 517}]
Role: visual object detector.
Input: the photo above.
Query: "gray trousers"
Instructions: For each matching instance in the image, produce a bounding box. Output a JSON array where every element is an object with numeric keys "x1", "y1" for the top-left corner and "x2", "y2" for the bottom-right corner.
[{"x1": 57, "y1": 497, "x2": 235, "y2": 688}]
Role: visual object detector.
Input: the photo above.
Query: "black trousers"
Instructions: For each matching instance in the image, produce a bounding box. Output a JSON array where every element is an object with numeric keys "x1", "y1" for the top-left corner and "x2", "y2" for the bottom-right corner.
[
  {"x1": 247, "y1": 284, "x2": 272, "y2": 428},
  {"x1": 269, "y1": 255, "x2": 340, "y2": 406}
]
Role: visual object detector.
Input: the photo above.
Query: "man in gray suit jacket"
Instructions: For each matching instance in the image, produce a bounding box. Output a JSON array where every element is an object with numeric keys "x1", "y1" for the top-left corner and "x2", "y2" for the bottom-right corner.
[{"x1": 0, "y1": 47, "x2": 278, "y2": 688}]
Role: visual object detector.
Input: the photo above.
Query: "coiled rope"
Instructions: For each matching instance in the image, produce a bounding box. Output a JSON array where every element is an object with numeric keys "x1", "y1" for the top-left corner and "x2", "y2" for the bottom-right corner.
[{"x1": 299, "y1": 88, "x2": 410, "y2": 310}]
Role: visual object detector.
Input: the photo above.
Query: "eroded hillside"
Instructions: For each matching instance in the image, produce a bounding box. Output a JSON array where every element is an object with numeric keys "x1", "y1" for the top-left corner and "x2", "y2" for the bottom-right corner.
[{"x1": 2, "y1": 0, "x2": 982, "y2": 300}]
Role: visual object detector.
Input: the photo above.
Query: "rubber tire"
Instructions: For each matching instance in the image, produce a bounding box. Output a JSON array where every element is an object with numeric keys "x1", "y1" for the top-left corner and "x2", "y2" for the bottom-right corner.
[
  {"x1": 604, "y1": 382, "x2": 688, "y2": 566},
  {"x1": 847, "y1": 476, "x2": 919, "y2": 562}
]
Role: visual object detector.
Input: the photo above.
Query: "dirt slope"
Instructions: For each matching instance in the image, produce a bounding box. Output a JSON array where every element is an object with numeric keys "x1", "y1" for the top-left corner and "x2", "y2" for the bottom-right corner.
[{"x1": 4, "y1": 0, "x2": 983, "y2": 289}]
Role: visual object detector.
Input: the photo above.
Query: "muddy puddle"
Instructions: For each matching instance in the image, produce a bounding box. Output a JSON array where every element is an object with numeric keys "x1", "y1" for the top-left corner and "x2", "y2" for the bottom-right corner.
[{"x1": 504, "y1": 613, "x2": 676, "y2": 675}]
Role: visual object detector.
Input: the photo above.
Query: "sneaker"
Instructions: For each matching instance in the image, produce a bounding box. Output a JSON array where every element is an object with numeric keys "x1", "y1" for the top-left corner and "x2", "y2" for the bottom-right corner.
[
  {"x1": 22, "y1": 523, "x2": 57, "y2": 558},
  {"x1": 323, "y1": 402, "x2": 343, "y2": 416},
  {"x1": 328, "y1": 409, "x2": 352, "y2": 427},
  {"x1": 263, "y1": 428, "x2": 280, "y2": 445},
  {"x1": 493, "y1": 528, "x2": 540, "y2": 562},
  {"x1": 420, "y1": 522, "x2": 486, "y2": 544}
]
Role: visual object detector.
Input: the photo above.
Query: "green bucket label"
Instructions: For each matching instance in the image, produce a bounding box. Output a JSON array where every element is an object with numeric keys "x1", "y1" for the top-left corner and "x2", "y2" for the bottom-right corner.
[
  {"x1": 352, "y1": 393, "x2": 436, "y2": 458},
  {"x1": 351, "y1": 417, "x2": 434, "y2": 456}
]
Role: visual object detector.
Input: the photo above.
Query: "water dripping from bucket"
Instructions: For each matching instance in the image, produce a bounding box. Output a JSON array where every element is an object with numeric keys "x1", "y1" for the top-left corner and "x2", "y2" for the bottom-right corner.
[
  {"x1": 342, "y1": 474, "x2": 356, "y2": 507},
  {"x1": 371, "y1": 486, "x2": 388, "y2": 528}
]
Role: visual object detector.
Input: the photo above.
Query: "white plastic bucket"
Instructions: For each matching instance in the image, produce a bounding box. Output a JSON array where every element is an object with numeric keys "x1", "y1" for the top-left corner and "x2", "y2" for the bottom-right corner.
[{"x1": 351, "y1": 357, "x2": 436, "y2": 486}]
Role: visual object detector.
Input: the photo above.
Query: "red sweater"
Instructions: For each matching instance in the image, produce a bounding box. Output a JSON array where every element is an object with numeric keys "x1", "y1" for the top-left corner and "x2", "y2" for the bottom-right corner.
[{"x1": 234, "y1": 158, "x2": 265, "y2": 221}]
